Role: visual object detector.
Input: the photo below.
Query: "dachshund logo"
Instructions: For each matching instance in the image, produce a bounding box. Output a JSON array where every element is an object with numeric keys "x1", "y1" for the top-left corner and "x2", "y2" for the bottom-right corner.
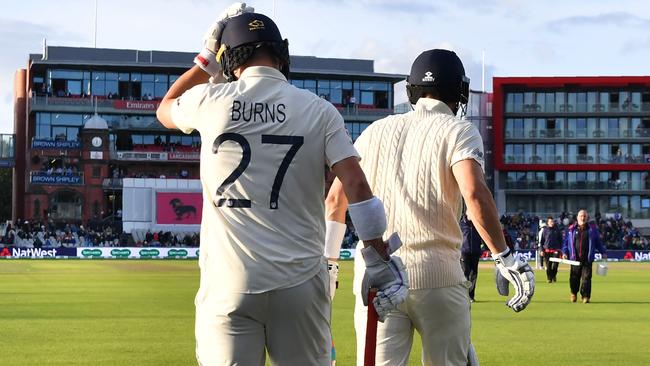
[{"x1": 169, "y1": 198, "x2": 197, "y2": 220}]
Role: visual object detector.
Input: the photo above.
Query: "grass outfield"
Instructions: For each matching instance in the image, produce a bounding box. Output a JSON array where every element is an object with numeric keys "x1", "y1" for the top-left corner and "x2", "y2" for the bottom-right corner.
[{"x1": 1, "y1": 260, "x2": 650, "y2": 365}]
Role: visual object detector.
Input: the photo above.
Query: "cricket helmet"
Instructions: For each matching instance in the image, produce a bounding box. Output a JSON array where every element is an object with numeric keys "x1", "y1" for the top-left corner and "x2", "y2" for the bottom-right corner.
[
  {"x1": 406, "y1": 49, "x2": 470, "y2": 115},
  {"x1": 217, "y1": 12, "x2": 290, "y2": 82}
]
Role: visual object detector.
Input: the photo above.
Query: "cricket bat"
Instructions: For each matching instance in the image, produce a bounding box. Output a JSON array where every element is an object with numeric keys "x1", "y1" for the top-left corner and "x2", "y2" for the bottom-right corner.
[
  {"x1": 549, "y1": 257, "x2": 580, "y2": 266},
  {"x1": 364, "y1": 288, "x2": 379, "y2": 366}
]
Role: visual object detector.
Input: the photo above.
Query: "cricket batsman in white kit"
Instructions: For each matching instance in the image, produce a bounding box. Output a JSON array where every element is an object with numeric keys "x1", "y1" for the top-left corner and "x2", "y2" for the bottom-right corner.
[
  {"x1": 156, "y1": 3, "x2": 408, "y2": 365},
  {"x1": 325, "y1": 49, "x2": 535, "y2": 365}
]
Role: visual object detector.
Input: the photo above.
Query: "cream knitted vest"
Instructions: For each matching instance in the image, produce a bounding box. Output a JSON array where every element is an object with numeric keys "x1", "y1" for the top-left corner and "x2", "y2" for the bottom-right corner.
[{"x1": 355, "y1": 99, "x2": 483, "y2": 289}]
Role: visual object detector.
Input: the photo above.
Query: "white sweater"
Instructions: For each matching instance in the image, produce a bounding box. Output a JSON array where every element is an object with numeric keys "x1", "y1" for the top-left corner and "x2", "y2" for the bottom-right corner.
[{"x1": 353, "y1": 98, "x2": 485, "y2": 291}]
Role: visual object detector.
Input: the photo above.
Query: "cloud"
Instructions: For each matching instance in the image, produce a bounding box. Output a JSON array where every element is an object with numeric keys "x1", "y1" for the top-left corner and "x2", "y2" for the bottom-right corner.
[
  {"x1": 285, "y1": 0, "x2": 438, "y2": 14},
  {"x1": 0, "y1": 18, "x2": 85, "y2": 133},
  {"x1": 363, "y1": 0, "x2": 439, "y2": 14},
  {"x1": 546, "y1": 12, "x2": 650, "y2": 32}
]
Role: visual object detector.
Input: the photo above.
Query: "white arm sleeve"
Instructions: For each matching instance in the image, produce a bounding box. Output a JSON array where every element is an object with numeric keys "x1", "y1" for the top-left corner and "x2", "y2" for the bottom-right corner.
[{"x1": 324, "y1": 221, "x2": 347, "y2": 259}]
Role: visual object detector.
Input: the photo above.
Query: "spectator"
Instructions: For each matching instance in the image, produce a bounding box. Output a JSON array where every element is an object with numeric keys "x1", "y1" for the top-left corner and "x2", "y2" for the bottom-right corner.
[
  {"x1": 562, "y1": 209, "x2": 608, "y2": 303},
  {"x1": 540, "y1": 217, "x2": 563, "y2": 283}
]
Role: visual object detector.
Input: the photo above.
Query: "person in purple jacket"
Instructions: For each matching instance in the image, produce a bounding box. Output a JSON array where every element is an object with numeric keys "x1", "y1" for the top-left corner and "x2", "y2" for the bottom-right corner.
[{"x1": 562, "y1": 209, "x2": 608, "y2": 303}]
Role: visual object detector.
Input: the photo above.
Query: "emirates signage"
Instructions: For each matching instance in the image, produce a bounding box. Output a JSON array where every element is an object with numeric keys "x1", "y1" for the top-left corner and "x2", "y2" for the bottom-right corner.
[{"x1": 113, "y1": 100, "x2": 160, "y2": 110}]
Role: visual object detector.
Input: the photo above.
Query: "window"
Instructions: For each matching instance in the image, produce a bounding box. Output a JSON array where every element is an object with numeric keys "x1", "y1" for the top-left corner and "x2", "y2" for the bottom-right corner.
[
  {"x1": 524, "y1": 92, "x2": 534, "y2": 111},
  {"x1": 329, "y1": 80, "x2": 342, "y2": 104},
  {"x1": 360, "y1": 91, "x2": 373, "y2": 105},
  {"x1": 605, "y1": 118, "x2": 619, "y2": 138},
  {"x1": 154, "y1": 74, "x2": 168, "y2": 98},
  {"x1": 544, "y1": 92, "x2": 555, "y2": 112},
  {"x1": 67, "y1": 80, "x2": 81, "y2": 95},
  {"x1": 304, "y1": 80, "x2": 316, "y2": 94},
  {"x1": 512, "y1": 118, "x2": 524, "y2": 138},
  {"x1": 587, "y1": 92, "x2": 598, "y2": 112},
  {"x1": 513, "y1": 144, "x2": 524, "y2": 163},
  {"x1": 575, "y1": 118, "x2": 587, "y2": 138},
  {"x1": 576, "y1": 92, "x2": 587, "y2": 112},
  {"x1": 588, "y1": 118, "x2": 599, "y2": 138},
  {"x1": 523, "y1": 118, "x2": 534, "y2": 138},
  {"x1": 535, "y1": 92, "x2": 545, "y2": 112},
  {"x1": 567, "y1": 93, "x2": 577, "y2": 112},
  {"x1": 555, "y1": 92, "x2": 566, "y2": 112},
  {"x1": 92, "y1": 166, "x2": 101, "y2": 178},
  {"x1": 619, "y1": 91, "x2": 630, "y2": 111},
  {"x1": 92, "y1": 72, "x2": 106, "y2": 96},
  {"x1": 512, "y1": 93, "x2": 523, "y2": 112}
]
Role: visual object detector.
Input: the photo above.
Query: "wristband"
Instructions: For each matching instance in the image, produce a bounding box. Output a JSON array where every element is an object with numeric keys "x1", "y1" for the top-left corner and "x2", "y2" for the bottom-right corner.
[
  {"x1": 194, "y1": 48, "x2": 221, "y2": 78},
  {"x1": 492, "y1": 247, "x2": 510, "y2": 260},
  {"x1": 348, "y1": 196, "x2": 387, "y2": 241},
  {"x1": 325, "y1": 221, "x2": 346, "y2": 259}
]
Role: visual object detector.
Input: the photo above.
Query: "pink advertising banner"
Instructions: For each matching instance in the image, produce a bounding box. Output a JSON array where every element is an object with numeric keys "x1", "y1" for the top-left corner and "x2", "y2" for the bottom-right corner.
[{"x1": 156, "y1": 192, "x2": 203, "y2": 225}]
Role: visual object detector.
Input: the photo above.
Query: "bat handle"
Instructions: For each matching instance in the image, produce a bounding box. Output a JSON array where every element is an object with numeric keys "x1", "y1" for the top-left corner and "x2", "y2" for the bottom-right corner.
[{"x1": 364, "y1": 288, "x2": 379, "y2": 366}]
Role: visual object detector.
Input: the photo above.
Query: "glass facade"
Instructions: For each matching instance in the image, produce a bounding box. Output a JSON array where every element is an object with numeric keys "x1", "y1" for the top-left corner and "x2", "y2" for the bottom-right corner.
[
  {"x1": 500, "y1": 82, "x2": 650, "y2": 219},
  {"x1": 290, "y1": 78, "x2": 391, "y2": 108},
  {"x1": 36, "y1": 68, "x2": 180, "y2": 100},
  {"x1": 505, "y1": 90, "x2": 650, "y2": 114},
  {"x1": 504, "y1": 117, "x2": 649, "y2": 140},
  {"x1": 504, "y1": 142, "x2": 650, "y2": 164}
]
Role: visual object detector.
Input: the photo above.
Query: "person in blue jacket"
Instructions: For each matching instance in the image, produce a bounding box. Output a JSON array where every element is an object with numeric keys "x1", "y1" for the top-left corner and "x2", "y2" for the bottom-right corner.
[{"x1": 562, "y1": 209, "x2": 608, "y2": 303}]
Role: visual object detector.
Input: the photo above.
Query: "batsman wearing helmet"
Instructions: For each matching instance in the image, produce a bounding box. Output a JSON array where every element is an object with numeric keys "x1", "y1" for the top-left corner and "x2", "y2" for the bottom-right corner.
[
  {"x1": 325, "y1": 49, "x2": 535, "y2": 365},
  {"x1": 156, "y1": 3, "x2": 407, "y2": 365}
]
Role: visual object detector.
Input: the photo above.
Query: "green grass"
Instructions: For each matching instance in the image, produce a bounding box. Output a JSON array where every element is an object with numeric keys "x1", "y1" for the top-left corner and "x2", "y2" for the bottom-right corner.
[{"x1": 1, "y1": 260, "x2": 650, "y2": 365}]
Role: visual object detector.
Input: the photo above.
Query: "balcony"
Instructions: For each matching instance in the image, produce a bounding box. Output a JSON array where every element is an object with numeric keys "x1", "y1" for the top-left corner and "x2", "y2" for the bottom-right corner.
[
  {"x1": 505, "y1": 128, "x2": 650, "y2": 140},
  {"x1": 110, "y1": 150, "x2": 200, "y2": 162},
  {"x1": 504, "y1": 180, "x2": 650, "y2": 191},
  {"x1": 30, "y1": 171, "x2": 84, "y2": 185},
  {"x1": 505, "y1": 102, "x2": 650, "y2": 115},
  {"x1": 504, "y1": 154, "x2": 650, "y2": 165},
  {"x1": 30, "y1": 95, "x2": 160, "y2": 115}
]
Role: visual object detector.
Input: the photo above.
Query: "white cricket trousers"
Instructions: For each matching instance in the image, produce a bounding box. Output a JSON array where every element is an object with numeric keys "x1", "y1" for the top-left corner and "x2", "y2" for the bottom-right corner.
[
  {"x1": 354, "y1": 284, "x2": 472, "y2": 366},
  {"x1": 195, "y1": 265, "x2": 331, "y2": 366}
]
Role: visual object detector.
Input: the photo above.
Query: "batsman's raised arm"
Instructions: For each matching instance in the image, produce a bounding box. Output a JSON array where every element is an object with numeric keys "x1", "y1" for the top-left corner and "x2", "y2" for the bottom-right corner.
[
  {"x1": 157, "y1": 66, "x2": 211, "y2": 130},
  {"x1": 452, "y1": 158, "x2": 535, "y2": 312}
]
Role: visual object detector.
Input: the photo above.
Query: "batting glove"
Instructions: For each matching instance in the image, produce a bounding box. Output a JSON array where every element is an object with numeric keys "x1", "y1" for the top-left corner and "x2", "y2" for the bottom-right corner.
[
  {"x1": 361, "y1": 233, "x2": 409, "y2": 322},
  {"x1": 494, "y1": 265, "x2": 510, "y2": 296},
  {"x1": 194, "y1": 2, "x2": 254, "y2": 77},
  {"x1": 493, "y1": 248, "x2": 535, "y2": 312},
  {"x1": 328, "y1": 260, "x2": 339, "y2": 301}
]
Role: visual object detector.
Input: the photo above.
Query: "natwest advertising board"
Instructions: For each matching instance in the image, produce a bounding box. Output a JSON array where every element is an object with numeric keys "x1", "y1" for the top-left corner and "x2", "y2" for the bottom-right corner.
[
  {"x1": 113, "y1": 100, "x2": 159, "y2": 111},
  {"x1": 156, "y1": 192, "x2": 203, "y2": 225},
  {"x1": 0, "y1": 247, "x2": 77, "y2": 258}
]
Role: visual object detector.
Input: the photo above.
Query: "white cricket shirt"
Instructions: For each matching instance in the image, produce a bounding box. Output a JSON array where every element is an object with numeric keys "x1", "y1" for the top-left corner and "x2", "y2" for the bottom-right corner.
[
  {"x1": 353, "y1": 98, "x2": 485, "y2": 291},
  {"x1": 171, "y1": 66, "x2": 358, "y2": 293}
]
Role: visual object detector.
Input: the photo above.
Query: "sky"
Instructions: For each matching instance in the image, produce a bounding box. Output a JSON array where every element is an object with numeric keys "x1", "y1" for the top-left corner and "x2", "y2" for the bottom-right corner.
[{"x1": 2, "y1": 0, "x2": 650, "y2": 133}]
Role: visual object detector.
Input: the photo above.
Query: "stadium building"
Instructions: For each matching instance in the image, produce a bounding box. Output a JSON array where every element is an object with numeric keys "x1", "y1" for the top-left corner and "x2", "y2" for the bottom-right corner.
[
  {"x1": 12, "y1": 45, "x2": 404, "y2": 232},
  {"x1": 492, "y1": 76, "x2": 650, "y2": 226}
]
